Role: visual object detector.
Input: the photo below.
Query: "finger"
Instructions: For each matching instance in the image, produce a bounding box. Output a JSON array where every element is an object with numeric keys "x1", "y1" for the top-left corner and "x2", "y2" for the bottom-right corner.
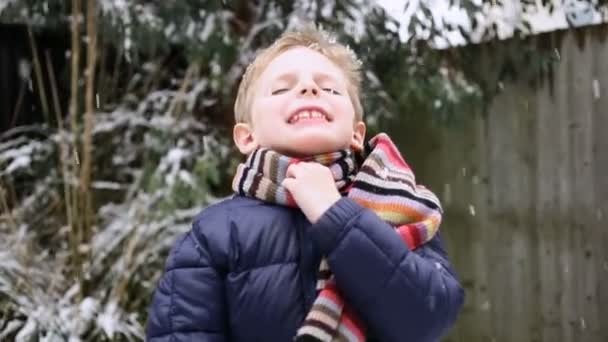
[
  {"x1": 281, "y1": 178, "x2": 296, "y2": 191},
  {"x1": 300, "y1": 162, "x2": 331, "y2": 177},
  {"x1": 285, "y1": 163, "x2": 303, "y2": 179},
  {"x1": 290, "y1": 162, "x2": 318, "y2": 176},
  {"x1": 311, "y1": 163, "x2": 332, "y2": 175},
  {"x1": 307, "y1": 162, "x2": 330, "y2": 174},
  {"x1": 301, "y1": 162, "x2": 321, "y2": 170}
]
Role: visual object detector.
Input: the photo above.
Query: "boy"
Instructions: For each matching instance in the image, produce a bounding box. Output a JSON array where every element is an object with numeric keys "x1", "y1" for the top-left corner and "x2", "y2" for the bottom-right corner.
[{"x1": 146, "y1": 26, "x2": 464, "y2": 342}]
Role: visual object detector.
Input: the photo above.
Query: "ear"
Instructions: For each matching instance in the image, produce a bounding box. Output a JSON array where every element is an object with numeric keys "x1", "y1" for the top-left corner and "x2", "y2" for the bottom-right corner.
[
  {"x1": 350, "y1": 121, "x2": 366, "y2": 151},
  {"x1": 233, "y1": 123, "x2": 258, "y2": 155}
]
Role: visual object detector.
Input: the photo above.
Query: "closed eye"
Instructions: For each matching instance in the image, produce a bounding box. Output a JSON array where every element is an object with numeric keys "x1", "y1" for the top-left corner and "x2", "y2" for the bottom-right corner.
[
  {"x1": 322, "y1": 88, "x2": 341, "y2": 95},
  {"x1": 271, "y1": 88, "x2": 289, "y2": 95}
]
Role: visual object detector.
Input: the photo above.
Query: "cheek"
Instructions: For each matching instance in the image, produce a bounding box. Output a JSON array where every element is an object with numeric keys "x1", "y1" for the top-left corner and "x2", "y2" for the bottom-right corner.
[
  {"x1": 251, "y1": 99, "x2": 276, "y2": 122},
  {"x1": 257, "y1": 97, "x2": 287, "y2": 117},
  {"x1": 335, "y1": 97, "x2": 356, "y2": 120}
]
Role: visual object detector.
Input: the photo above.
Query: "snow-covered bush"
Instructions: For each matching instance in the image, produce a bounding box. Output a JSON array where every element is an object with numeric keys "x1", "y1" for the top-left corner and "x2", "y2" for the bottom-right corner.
[{"x1": 0, "y1": 87, "x2": 231, "y2": 340}]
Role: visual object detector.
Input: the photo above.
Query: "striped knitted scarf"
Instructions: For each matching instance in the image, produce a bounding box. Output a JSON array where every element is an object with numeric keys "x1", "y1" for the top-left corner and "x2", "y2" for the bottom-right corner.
[{"x1": 232, "y1": 133, "x2": 443, "y2": 342}]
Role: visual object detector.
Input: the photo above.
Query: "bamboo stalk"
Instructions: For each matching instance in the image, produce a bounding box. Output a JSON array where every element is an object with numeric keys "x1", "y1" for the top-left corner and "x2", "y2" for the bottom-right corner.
[
  {"x1": 70, "y1": 0, "x2": 81, "y2": 134},
  {"x1": 45, "y1": 49, "x2": 74, "y2": 243},
  {"x1": 80, "y1": 0, "x2": 98, "y2": 270},
  {"x1": 26, "y1": 26, "x2": 50, "y2": 123},
  {"x1": 69, "y1": 0, "x2": 83, "y2": 297}
]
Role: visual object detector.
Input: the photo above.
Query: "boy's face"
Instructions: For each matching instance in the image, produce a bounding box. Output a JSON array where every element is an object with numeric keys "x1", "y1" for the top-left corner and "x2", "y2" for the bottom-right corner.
[{"x1": 234, "y1": 47, "x2": 365, "y2": 157}]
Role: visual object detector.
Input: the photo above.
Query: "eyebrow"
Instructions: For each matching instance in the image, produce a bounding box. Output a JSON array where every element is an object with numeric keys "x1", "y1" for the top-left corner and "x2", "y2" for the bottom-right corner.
[{"x1": 272, "y1": 71, "x2": 340, "y2": 83}]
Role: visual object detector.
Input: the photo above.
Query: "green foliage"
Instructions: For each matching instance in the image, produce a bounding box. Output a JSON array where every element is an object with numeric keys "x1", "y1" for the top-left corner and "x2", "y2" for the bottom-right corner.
[{"x1": 154, "y1": 154, "x2": 222, "y2": 216}]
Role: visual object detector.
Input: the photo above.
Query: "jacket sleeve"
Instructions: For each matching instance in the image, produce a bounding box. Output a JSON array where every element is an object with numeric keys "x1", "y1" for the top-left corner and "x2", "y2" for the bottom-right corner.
[
  {"x1": 310, "y1": 197, "x2": 465, "y2": 342},
  {"x1": 146, "y1": 223, "x2": 228, "y2": 342}
]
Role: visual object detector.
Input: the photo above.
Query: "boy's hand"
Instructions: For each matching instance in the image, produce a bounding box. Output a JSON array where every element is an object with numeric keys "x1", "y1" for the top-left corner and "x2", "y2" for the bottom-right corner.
[{"x1": 282, "y1": 162, "x2": 341, "y2": 223}]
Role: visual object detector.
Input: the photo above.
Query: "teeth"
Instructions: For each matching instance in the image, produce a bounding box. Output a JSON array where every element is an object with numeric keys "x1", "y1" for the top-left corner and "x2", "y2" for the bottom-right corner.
[{"x1": 289, "y1": 110, "x2": 327, "y2": 123}]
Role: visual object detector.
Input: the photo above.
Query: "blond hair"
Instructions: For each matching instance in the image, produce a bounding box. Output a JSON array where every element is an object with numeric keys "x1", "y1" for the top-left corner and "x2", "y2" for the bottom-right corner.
[{"x1": 233, "y1": 25, "x2": 363, "y2": 123}]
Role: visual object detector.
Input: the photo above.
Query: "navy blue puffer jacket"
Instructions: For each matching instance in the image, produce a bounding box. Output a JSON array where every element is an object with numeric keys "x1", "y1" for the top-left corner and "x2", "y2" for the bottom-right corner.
[{"x1": 146, "y1": 195, "x2": 464, "y2": 342}]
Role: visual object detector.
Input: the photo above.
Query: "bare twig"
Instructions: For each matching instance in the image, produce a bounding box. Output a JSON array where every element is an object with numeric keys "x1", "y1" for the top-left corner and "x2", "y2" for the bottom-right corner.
[
  {"x1": 0, "y1": 125, "x2": 49, "y2": 140},
  {"x1": 96, "y1": 41, "x2": 106, "y2": 109},
  {"x1": 26, "y1": 25, "x2": 50, "y2": 123},
  {"x1": 45, "y1": 49, "x2": 74, "y2": 245},
  {"x1": 168, "y1": 64, "x2": 198, "y2": 118},
  {"x1": 0, "y1": 182, "x2": 18, "y2": 232},
  {"x1": 112, "y1": 216, "x2": 143, "y2": 305},
  {"x1": 225, "y1": 3, "x2": 281, "y2": 89},
  {"x1": 109, "y1": 44, "x2": 123, "y2": 101},
  {"x1": 45, "y1": 50, "x2": 64, "y2": 129},
  {"x1": 143, "y1": 57, "x2": 163, "y2": 95},
  {"x1": 10, "y1": 81, "x2": 27, "y2": 128}
]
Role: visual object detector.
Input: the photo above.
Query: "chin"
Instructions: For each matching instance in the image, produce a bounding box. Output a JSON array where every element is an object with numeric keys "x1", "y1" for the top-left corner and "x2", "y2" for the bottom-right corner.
[
  {"x1": 282, "y1": 142, "x2": 345, "y2": 157},
  {"x1": 264, "y1": 134, "x2": 350, "y2": 156}
]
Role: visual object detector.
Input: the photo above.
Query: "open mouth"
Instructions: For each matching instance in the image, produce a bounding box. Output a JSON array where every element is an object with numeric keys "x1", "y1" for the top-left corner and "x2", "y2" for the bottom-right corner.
[{"x1": 288, "y1": 109, "x2": 330, "y2": 124}]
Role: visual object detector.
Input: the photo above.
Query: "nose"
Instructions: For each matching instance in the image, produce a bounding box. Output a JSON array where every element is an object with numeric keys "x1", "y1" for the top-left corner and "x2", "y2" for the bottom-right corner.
[
  {"x1": 299, "y1": 86, "x2": 318, "y2": 96},
  {"x1": 297, "y1": 78, "x2": 320, "y2": 97}
]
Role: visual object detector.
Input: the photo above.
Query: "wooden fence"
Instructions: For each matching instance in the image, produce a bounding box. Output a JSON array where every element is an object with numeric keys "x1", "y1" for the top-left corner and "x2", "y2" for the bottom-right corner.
[{"x1": 386, "y1": 25, "x2": 608, "y2": 342}]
